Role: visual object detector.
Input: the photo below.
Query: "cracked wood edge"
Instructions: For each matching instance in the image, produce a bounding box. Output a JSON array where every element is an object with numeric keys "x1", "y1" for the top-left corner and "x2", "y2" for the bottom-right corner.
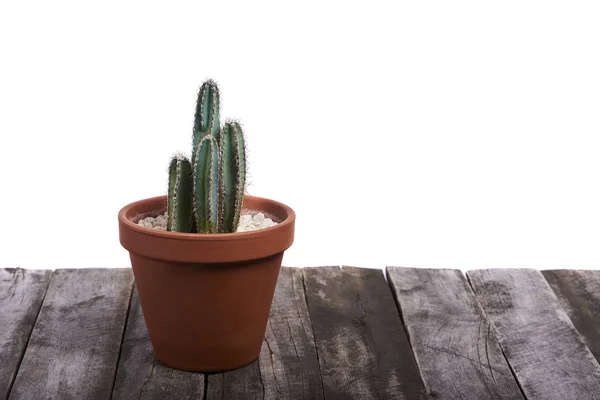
[
  {"x1": 468, "y1": 268, "x2": 600, "y2": 400},
  {"x1": 542, "y1": 270, "x2": 600, "y2": 364},
  {"x1": 112, "y1": 285, "x2": 204, "y2": 400},
  {"x1": 0, "y1": 268, "x2": 52, "y2": 399},
  {"x1": 303, "y1": 266, "x2": 426, "y2": 400},
  {"x1": 387, "y1": 267, "x2": 523, "y2": 400},
  {"x1": 9, "y1": 268, "x2": 134, "y2": 400},
  {"x1": 207, "y1": 267, "x2": 323, "y2": 399}
]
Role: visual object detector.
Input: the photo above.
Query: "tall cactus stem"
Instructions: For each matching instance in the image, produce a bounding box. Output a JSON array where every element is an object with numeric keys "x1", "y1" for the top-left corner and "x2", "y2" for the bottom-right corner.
[
  {"x1": 167, "y1": 155, "x2": 193, "y2": 232},
  {"x1": 192, "y1": 80, "x2": 220, "y2": 160},
  {"x1": 193, "y1": 135, "x2": 221, "y2": 233}
]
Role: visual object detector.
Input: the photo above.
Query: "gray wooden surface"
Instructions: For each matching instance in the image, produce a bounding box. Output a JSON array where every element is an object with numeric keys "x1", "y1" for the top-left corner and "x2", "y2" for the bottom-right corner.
[
  {"x1": 112, "y1": 286, "x2": 205, "y2": 400},
  {"x1": 3, "y1": 266, "x2": 600, "y2": 400},
  {"x1": 207, "y1": 267, "x2": 323, "y2": 399},
  {"x1": 0, "y1": 268, "x2": 52, "y2": 399},
  {"x1": 207, "y1": 362, "x2": 263, "y2": 399},
  {"x1": 543, "y1": 269, "x2": 600, "y2": 364},
  {"x1": 387, "y1": 267, "x2": 523, "y2": 400},
  {"x1": 468, "y1": 268, "x2": 600, "y2": 400},
  {"x1": 303, "y1": 266, "x2": 426, "y2": 400},
  {"x1": 9, "y1": 268, "x2": 134, "y2": 400}
]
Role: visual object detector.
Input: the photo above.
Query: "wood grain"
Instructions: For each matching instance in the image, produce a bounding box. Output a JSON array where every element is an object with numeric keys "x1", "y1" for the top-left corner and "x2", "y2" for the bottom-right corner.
[
  {"x1": 9, "y1": 268, "x2": 134, "y2": 400},
  {"x1": 543, "y1": 269, "x2": 600, "y2": 363},
  {"x1": 112, "y1": 286, "x2": 204, "y2": 400},
  {"x1": 207, "y1": 267, "x2": 323, "y2": 399},
  {"x1": 387, "y1": 267, "x2": 523, "y2": 399},
  {"x1": 468, "y1": 268, "x2": 600, "y2": 400},
  {"x1": 0, "y1": 268, "x2": 52, "y2": 399},
  {"x1": 303, "y1": 266, "x2": 426, "y2": 400}
]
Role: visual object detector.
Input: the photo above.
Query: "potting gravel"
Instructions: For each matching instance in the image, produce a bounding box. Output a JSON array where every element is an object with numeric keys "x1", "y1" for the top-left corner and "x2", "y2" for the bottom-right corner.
[{"x1": 137, "y1": 212, "x2": 278, "y2": 232}]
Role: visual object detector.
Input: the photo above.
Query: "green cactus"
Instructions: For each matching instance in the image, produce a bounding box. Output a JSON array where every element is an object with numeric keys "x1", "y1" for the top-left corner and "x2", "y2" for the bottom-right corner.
[
  {"x1": 192, "y1": 80, "x2": 220, "y2": 157},
  {"x1": 219, "y1": 121, "x2": 247, "y2": 233},
  {"x1": 166, "y1": 79, "x2": 248, "y2": 234},
  {"x1": 193, "y1": 135, "x2": 221, "y2": 233},
  {"x1": 167, "y1": 155, "x2": 193, "y2": 232}
]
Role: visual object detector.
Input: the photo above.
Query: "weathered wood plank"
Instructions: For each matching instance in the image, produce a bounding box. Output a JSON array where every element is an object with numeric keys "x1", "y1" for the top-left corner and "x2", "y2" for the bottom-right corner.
[
  {"x1": 112, "y1": 285, "x2": 204, "y2": 400},
  {"x1": 543, "y1": 269, "x2": 600, "y2": 363},
  {"x1": 0, "y1": 268, "x2": 52, "y2": 399},
  {"x1": 207, "y1": 267, "x2": 323, "y2": 399},
  {"x1": 468, "y1": 268, "x2": 600, "y2": 400},
  {"x1": 207, "y1": 362, "x2": 263, "y2": 399},
  {"x1": 303, "y1": 266, "x2": 426, "y2": 400},
  {"x1": 387, "y1": 267, "x2": 523, "y2": 399},
  {"x1": 9, "y1": 268, "x2": 134, "y2": 400}
]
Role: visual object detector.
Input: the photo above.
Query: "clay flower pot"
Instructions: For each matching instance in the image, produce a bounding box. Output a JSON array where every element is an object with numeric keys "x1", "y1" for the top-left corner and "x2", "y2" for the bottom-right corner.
[{"x1": 118, "y1": 195, "x2": 295, "y2": 372}]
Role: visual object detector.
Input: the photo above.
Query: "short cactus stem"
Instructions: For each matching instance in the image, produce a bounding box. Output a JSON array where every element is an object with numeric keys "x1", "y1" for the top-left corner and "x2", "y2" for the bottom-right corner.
[{"x1": 167, "y1": 155, "x2": 193, "y2": 232}]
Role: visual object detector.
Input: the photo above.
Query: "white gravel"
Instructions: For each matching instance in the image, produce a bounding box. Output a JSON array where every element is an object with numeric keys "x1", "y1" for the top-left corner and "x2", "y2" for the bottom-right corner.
[
  {"x1": 137, "y1": 212, "x2": 278, "y2": 232},
  {"x1": 237, "y1": 213, "x2": 278, "y2": 231},
  {"x1": 137, "y1": 212, "x2": 168, "y2": 230}
]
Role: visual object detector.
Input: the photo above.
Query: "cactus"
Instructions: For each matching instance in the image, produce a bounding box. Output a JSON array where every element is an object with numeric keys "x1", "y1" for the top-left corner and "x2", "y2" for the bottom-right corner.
[
  {"x1": 219, "y1": 121, "x2": 247, "y2": 233},
  {"x1": 192, "y1": 80, "x2": 220, "y2": 157},
  {"x1": 166, "y1": 79, "x2": 247, "y2": 234},
  {"x1": 193, "y1": 135, "x2": 221, "y2": 233},
  {"x1": 167, "y1": 155, "x2": 193, "y2": 232}
]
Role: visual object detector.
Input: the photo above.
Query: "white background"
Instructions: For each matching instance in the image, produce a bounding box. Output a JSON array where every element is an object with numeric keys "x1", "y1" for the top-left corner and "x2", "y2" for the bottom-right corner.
[{"x1": 1, "y1": 1, "x2": 599, "y2": 272}]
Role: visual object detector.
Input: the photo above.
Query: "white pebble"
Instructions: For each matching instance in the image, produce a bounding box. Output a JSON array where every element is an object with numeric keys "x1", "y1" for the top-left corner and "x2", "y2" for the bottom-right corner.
[{"x1": 252, "y1": 213, "x2": 265, "y2": 224}]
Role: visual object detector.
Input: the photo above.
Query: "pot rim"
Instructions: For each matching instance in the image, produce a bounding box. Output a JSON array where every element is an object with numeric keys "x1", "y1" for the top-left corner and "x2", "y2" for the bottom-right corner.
[
  {"x1": 118, "y1": 195, "x2": 296, "y2": 263},
  {"x1": 118, "y1": 195, "x2": 295, "y2": 241}
]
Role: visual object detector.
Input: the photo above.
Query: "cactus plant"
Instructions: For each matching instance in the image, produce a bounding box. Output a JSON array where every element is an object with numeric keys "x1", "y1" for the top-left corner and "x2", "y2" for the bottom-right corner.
[
  {"x1": 167, "y1": 79, "x2": 247, "y2": 234},
  {"x1": 167, "y1": 154, "x2": 193, "y2": 232}
]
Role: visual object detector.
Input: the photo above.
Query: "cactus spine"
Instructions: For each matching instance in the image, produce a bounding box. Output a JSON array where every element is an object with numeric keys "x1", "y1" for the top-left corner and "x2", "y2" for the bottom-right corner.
[
  {"x1": 166, "y1": 79, "x2": 247, "y2": 234},
  {"x1": 167, "y1": 155, "x2": 193, "y2": 232},
  {"x1": 219, "y1": 121, "x2": 247, "y2": 233}
]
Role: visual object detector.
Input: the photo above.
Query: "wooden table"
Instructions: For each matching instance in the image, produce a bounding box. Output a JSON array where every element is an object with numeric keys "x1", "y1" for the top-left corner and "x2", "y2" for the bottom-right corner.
[{"x1": 1, "y1": 266, "x2": 600, "y2": 399}]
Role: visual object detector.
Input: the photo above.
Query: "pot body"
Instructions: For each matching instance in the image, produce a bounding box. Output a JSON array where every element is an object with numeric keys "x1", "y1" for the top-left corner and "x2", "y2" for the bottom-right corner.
[{"x1": 118, "y1": 195, "x2": 295, "y2": 372}]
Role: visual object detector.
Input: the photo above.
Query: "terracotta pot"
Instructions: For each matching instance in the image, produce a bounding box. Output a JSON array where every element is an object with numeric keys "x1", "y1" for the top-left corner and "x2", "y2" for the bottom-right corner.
[{"x1": 118, "y1": 195, "x2": 295, "y2": 372}]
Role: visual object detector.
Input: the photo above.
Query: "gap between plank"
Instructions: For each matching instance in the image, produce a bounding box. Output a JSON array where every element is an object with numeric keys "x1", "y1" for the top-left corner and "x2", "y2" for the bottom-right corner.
[
  {"x1": 202, "y1": 374, "x2": 208, "y2": 400},
  {"x1": 6, "y1": 270, "x2": 54, "y2": 399},
  {"x1": 465, "y1": 273, "x2": 528, "y2": 400},
  {"x1": 301, "y1": 266, "x2": 329, "y2": 400},
  {"x1": 109, "y1": 280, "x2": 136, "y2": 399},
  {"x1": 384, "y1": 268, "x2": 428, "y2": 395}
]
